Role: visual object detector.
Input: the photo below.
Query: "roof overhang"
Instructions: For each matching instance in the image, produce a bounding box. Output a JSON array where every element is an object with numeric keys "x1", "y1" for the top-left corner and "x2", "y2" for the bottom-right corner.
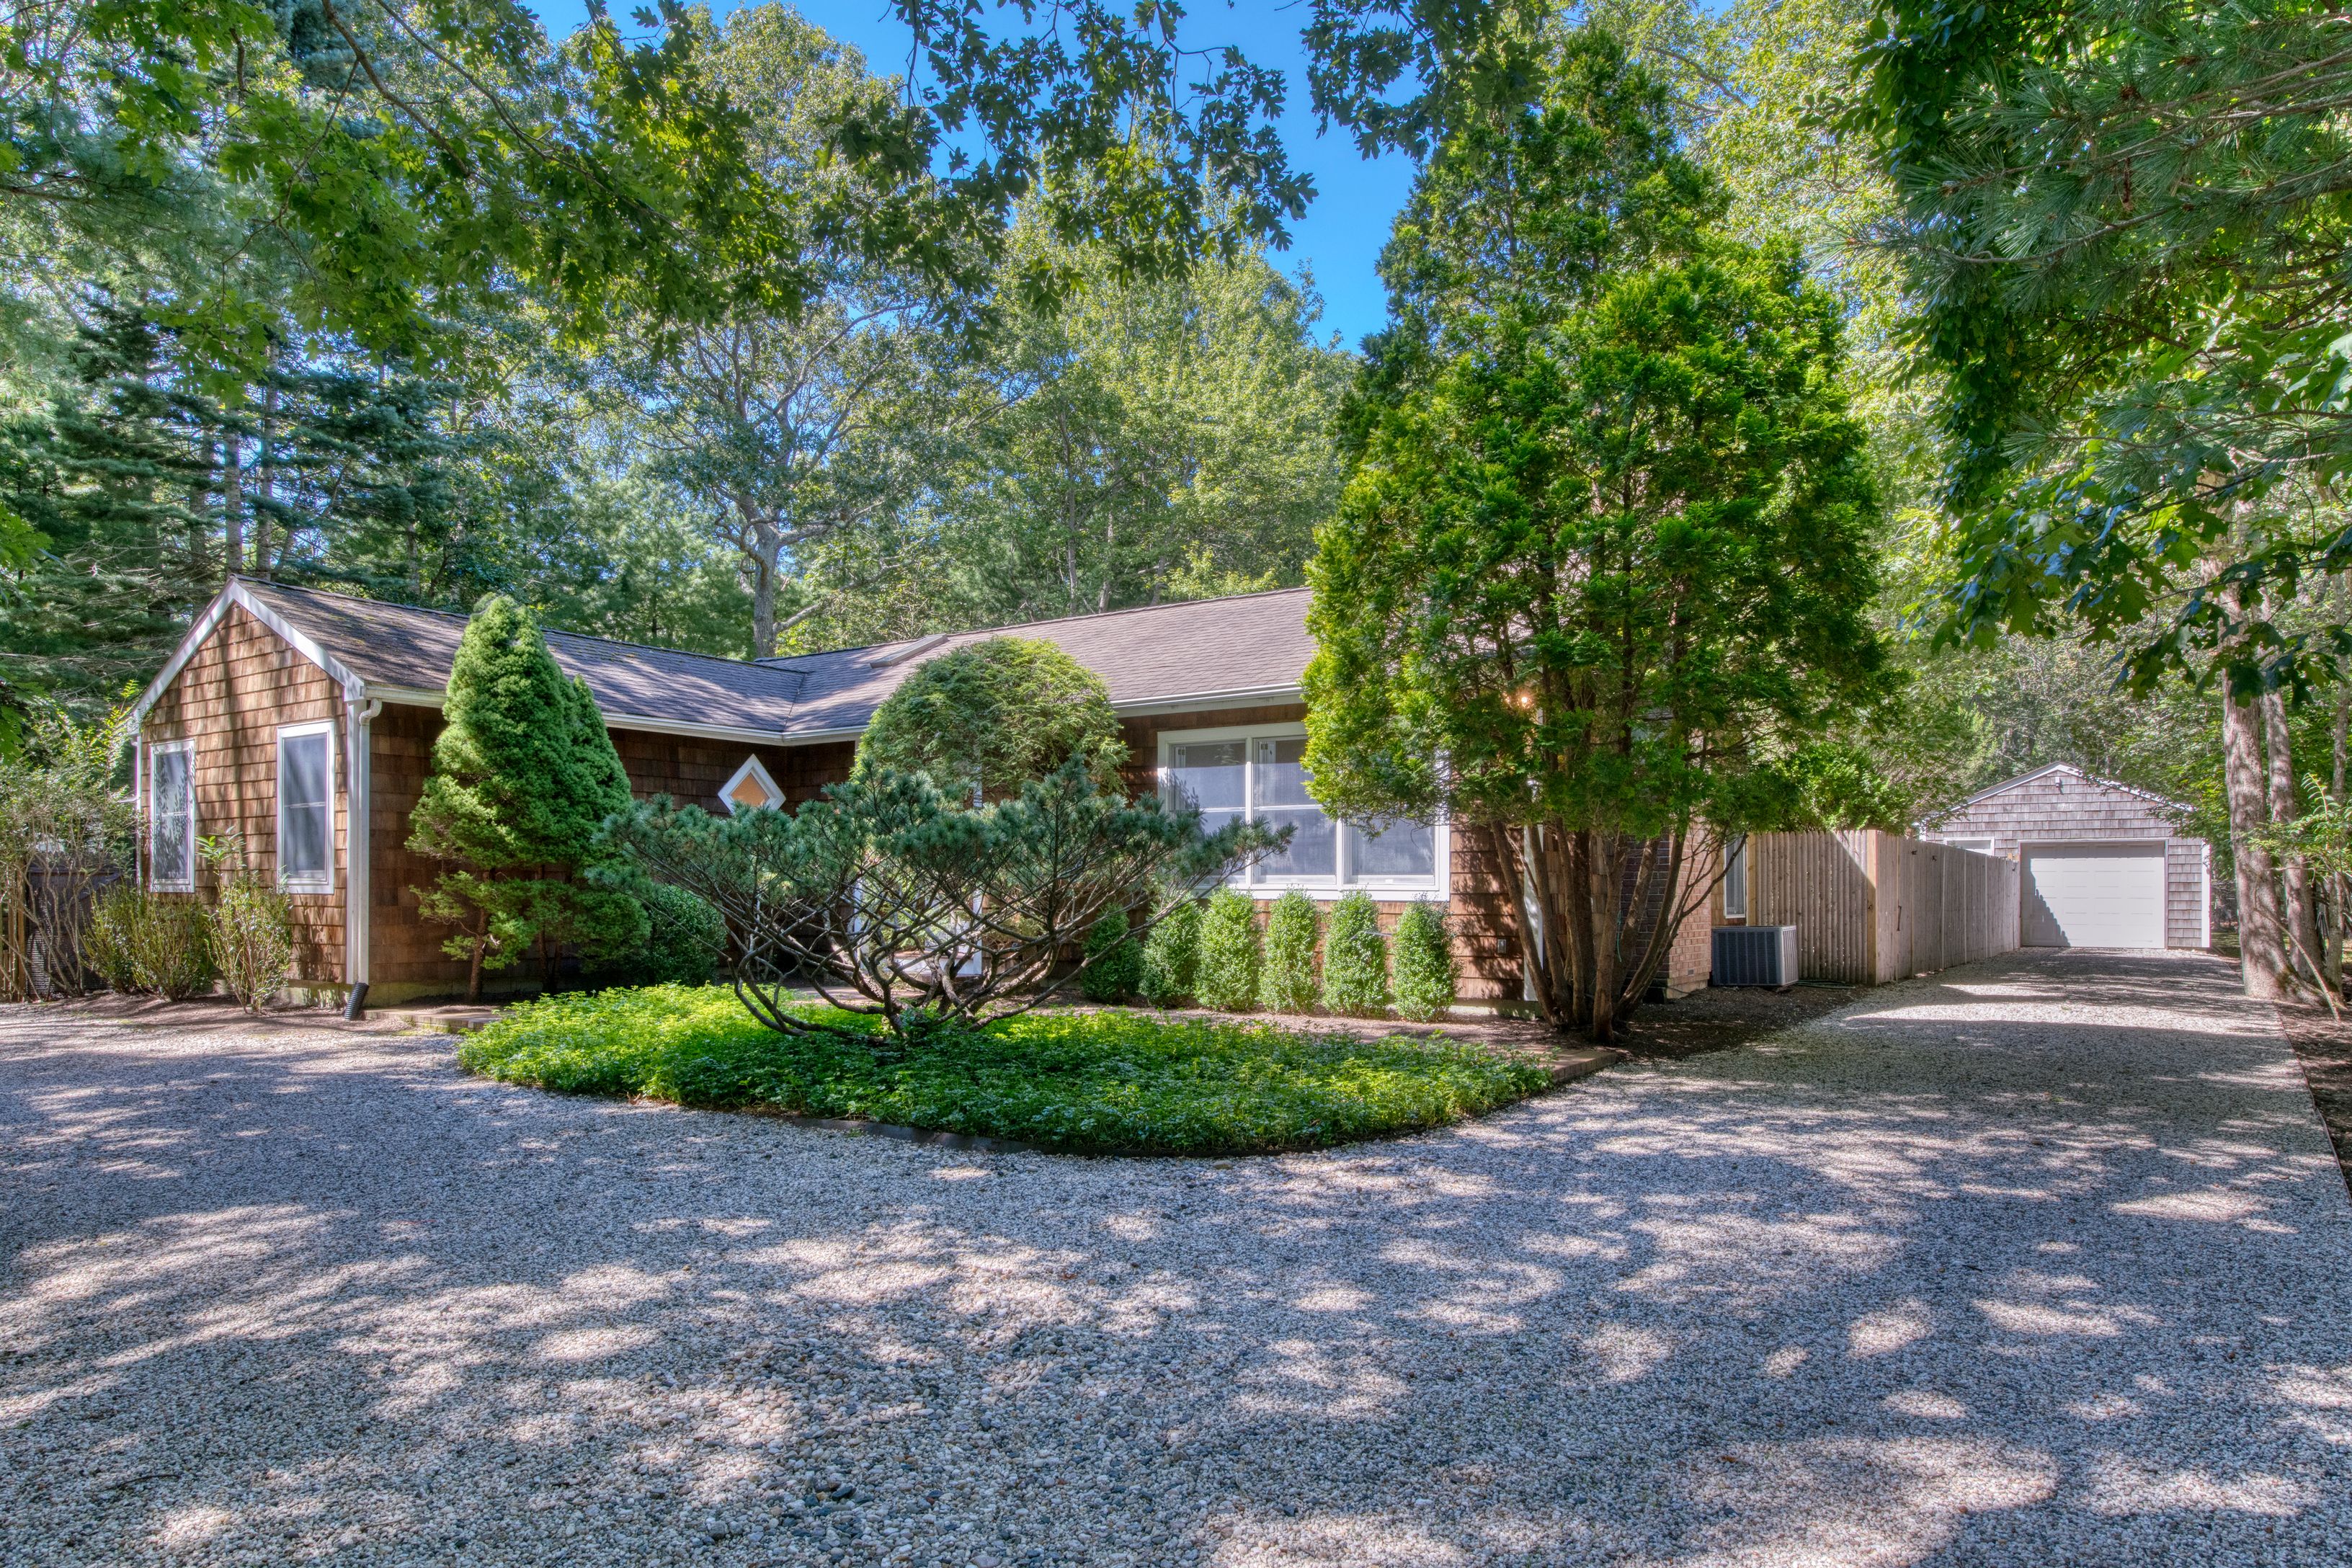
[
  {"x1": 370, "y1": 685, "x2": 796, "y2": 748},
  {"x1": 134, "y1": 588, "x2": 1306, "y2": 750}
]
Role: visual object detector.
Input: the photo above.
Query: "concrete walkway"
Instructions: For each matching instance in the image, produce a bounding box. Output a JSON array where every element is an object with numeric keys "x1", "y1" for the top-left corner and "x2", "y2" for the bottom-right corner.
[{"x1": 1, "y1": 950, "x2": 2346, "y2": 1567}]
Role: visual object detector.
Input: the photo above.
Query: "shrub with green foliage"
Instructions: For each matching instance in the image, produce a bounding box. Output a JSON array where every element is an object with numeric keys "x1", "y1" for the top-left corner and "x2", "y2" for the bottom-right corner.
[
  {"x1": 408, "y1": 594, "x2": 646, "y2": 1000},
  {"x1": 460, "y1": 986, "x2": 1551, "y2": 1156},
  {"x1": 1391, "y1": 903, "x2": 1457, "y2": 1023},
  {"x1": 1079, "y1": 906, "x2": 1144, "y2": 1002},
  {"x1": 86, "y1": 888, "x2": 214, "y2": 999},
  {"x1": 1320, "y1": 893, "x2": 1390, "y2": 1017},
  {"x1": 1194, "y1": 888, "x2": 1262, "y2": 1012},
  {"x1": 593, "y1": 882, "x2": 726, "y2": 987},
  {"x1": 856, "y1": 636, "x2": 1127, "y2": 799},
  {"x1": 1139, "y1": 896, "x2": 1203, "y2": 1007},
  {"x1": 85, "y1": 886, "x2": 147, "y2": 993},
  {"x1": 201, "y1": 834, "x2": 293, "y2": 1010},
  {"x1": 1259, "y1": 890, "x2": 1320, "y2": 1013}
]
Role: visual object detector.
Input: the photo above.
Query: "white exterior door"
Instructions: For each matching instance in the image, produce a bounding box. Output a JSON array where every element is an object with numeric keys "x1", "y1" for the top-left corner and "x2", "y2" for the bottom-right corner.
[{"x1": 2023, "y1": 842, "x2": 2167, "y2": 948}]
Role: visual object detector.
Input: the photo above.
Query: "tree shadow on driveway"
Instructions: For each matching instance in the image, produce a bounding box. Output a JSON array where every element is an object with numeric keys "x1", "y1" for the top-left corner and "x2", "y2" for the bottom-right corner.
[{"x1": 1, "y1": 948, "x2": 2347, "y2": 1567}]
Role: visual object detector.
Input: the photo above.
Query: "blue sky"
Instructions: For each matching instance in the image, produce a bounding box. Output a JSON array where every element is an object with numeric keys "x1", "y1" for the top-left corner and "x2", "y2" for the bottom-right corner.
[{"x1": 523, "y1": 1, "x2": 1420, "y2": 350}]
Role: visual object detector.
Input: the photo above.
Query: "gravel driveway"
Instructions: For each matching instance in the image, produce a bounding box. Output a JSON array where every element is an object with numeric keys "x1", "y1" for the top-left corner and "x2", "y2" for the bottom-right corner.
[{"x1": 4, "y1": 949, "x2": 2348, "y2": 1568}]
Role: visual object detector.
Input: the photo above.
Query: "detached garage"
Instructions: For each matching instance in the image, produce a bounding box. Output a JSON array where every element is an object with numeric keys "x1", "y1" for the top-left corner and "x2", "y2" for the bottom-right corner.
[{"x1": 1925, "y1": 765, "x2": 2211, "y2": 950}]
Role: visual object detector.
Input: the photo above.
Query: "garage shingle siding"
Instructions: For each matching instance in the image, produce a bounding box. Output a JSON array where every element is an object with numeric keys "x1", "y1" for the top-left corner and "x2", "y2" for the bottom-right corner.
[{"x1": 1928, "y1": 766, "x2": 2209, "y2": 948}]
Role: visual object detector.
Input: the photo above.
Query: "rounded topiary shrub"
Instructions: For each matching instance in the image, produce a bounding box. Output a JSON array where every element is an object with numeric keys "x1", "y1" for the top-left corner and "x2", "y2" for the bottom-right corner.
[
  {"x1": 1139, "y1": 897, "x2": 1204, "y2": 1007},
  {"x1": 641, "y1": 883, "x2": 727, "y2": 986},
  {"x1": 1079, "y1": 906, "x2": 1145, "y2": 1002},
  {"x1": 1193, "y1": 888, "x2": 1263, "y2": 1012},
  {"x1": 1258, "y1": 890, "x2": 1320, "y2": 1013},
  {"x1": 1391, "y1": 902, "x2": 1457, "y2": 1022},
  {"x1": 1319, "y1": 892, "x2": 1390, "y2": 1017}
]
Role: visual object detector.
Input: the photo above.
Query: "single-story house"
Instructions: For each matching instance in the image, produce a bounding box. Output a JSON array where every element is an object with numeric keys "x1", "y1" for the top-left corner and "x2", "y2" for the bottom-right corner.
[
  {"x1": 1920, "y1": 764, "x2": 2211, "y2": 950},
  {"x1": 131, "y1": 579, "x2": 1562, "y2": 1008}
]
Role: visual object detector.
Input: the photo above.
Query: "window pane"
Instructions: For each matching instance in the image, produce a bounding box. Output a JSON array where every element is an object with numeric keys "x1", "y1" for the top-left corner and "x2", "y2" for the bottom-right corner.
[
  {"x1": 1169, "y1": 741, "x2": 1247, "y2": 834},
  {"x1": 1253, "y1": 736, "x2": 1317, "y2": 807},
  {"x1": 281, "y1": 734, "x2": 330, "y2": 878},
  {"x1": 153, "y1": 749, "x2": 192, "y2": 883},
  {"x1": 1259, "y1": 807, "x2": 1337, "y2": 878},
  {"x1": 1723, "y1": 835, "x2": 1747, "y2": 917},
  {"x1": 283, "y1": 734, "x2": 330, "y2": 809},
  {"x1": 1346, "y1": 818, "x2": 1436, "y2": 882}
]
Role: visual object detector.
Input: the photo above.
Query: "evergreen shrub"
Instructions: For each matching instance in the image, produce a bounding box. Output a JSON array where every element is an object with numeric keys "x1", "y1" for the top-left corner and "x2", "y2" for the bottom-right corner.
[
  {"x1": 1139, "y1": 897, "x2": 1203, "y2": 1007},
  {"x1": 1079, "y1": 906, "x2": 1144, "y2": 1002},
  {"x1": 1391, "y1": 903, "x2": 1458, "y2": 1022},
  {"x1": 1259, "y1": 890, "x2": 1320, "y2": 1013},
  {"x1": 1320, "y1": 892, "x2": 1390, "y2": 1017},
  {"x1": 87, "y1": 888, "x2": 215, "y2": 999},
  {"x1": 202, "y1": 834, "x2": 293, "y2": 1010},
  {"x1": 1193, "y1": 888, "x2": 1262, "y2": 1012}
]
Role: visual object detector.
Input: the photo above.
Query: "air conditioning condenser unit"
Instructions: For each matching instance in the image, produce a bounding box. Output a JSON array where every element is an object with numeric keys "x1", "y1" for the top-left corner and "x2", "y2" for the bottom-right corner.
[{"x1": 1713, "y1": 925, "x2": 1798, "y2": 988}]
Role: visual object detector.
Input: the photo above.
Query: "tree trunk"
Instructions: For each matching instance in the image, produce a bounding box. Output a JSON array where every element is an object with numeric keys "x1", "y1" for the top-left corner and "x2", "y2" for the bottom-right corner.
[
  {"x1": 222, "y1": 433, "x2": 244, "y2": 580},
  {"x1": 2224, "y1": 680, "x2": 2291, "y2": 999},
  {"x1": 252, "y1": 379, "x2": 277, "y2": 579},
  {"x1": 466, "y1": 906, "x2": 488, "y2": 1005},
  {"x1": 2261, "y1": 686, "x2": 2326, "y2": 992}
]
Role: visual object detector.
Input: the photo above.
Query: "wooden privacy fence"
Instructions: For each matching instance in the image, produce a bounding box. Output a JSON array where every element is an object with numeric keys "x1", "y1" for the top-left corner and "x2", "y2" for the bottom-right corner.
[{"x1": 1745, "y1": 831, "x2": 2022, "y2": 986}]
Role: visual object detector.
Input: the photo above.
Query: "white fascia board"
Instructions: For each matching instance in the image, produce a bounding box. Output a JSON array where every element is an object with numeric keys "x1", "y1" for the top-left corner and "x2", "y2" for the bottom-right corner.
[
  {"x1": 130, "y1": 580, "x2": 370, "y2": 727},
  {"x1": 372, "y1": 684, "x2": 790, "y2": 748},
  {"x1": 1110, "y1": 684, "x2": 1306, "y2": 719}
]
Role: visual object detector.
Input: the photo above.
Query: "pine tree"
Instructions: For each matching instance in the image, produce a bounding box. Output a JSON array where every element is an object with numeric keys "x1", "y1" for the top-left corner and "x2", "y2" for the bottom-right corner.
[
  {"x1": 1319, "y1": 893, "x2": 1390, "y2": 1018},
  {"x1": 1258, "y1": 890, "x2": 1319, "y2": 1013},
  {"x1": 408, "y1": 594, "x2": 644, "y2": 999}
]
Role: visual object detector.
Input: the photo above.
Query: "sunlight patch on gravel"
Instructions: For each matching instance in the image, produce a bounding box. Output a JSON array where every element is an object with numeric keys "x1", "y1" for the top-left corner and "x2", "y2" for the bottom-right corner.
[{"x1": 3, "y1": 949, "x2": 2350, "y2": 1567}]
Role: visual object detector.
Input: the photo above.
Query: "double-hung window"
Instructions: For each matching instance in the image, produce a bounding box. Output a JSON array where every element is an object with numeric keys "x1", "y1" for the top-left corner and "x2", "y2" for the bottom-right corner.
[
  {"x1": 148, "y1": 740, "x2": 196, "y2": 891},
  {"x1": 1159, "y1": 725, "x2": 1445, "y2": 898},
  {"x1": 277, "y1": 722, "x2": 335, "y2": 891}
]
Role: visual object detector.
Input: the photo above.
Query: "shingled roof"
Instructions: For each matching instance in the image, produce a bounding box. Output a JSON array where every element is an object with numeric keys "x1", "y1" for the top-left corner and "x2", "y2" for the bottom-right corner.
[{"x1": 143, "y1": 579, "x2": 1314, "y2": 741}]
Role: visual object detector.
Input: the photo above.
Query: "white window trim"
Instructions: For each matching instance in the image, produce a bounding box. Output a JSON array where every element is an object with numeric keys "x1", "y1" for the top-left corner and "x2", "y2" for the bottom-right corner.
[
  {"x1": 1155, "y1": 721, "x2": 1450, "y2": 902},
  {"x1": 276, "y1": 720, "x2": 337, "y2": 893},
  {"x1": 147, "y1": 738, "x2": 197, "y2": 892},
  {"x1": 1941, "y1": 836, "x2": 1997, "y2": 856},
  {"x1": 1721, "y1": 833, "x2": 1748, "y2": 921},
  {"x1": 720, "y1": 754, "x2": 785, "y2": 814}
]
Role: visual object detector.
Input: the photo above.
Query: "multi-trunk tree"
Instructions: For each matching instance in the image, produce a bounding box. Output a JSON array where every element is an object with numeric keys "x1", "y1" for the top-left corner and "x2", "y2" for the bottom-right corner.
[{"x1": 1304, "y1": 30, "x2": 1892, "y2": 1042}]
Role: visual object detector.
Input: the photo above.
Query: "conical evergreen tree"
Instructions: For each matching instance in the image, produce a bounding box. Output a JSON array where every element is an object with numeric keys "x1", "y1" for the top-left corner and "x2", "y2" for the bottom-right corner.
[{"x1": 408, "y1": 594, "x2": 644, "y2": 999}]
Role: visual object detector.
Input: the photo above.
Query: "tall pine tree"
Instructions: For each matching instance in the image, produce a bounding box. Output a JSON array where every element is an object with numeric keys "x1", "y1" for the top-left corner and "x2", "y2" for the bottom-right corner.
[{"x1": 407, "y1": 594, "x2": 643, "y2": 999}]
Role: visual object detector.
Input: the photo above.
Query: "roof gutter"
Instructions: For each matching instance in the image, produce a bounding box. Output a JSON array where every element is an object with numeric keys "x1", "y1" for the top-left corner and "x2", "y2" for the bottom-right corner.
[{"x1": 369, "y1": 685, "x2": 796, "y2": 749}]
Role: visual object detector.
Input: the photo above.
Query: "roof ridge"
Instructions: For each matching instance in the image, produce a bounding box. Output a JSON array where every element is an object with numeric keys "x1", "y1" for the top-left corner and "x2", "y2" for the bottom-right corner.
[
  {"x1": 765, "y1": 584, "x2": 1314, "y2": 667},
  {"x1": 240, "y1": 576, "x2": 784, "y2": 680}
]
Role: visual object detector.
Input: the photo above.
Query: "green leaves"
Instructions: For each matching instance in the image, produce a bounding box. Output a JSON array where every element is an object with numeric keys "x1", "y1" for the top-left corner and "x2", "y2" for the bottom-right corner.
[
  {"x1": 1854, "y1": 0, "x2": 2352, "y2": 687},
  {"x1": 856, "y1": 636, "x2": 1126, "y2": 801}
]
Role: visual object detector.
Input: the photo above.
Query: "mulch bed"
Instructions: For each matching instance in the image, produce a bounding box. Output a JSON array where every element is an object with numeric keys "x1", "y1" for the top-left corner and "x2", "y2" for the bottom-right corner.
[{"x1": 2272, "y1": 1002, "x2": 2352, "y2": 1200}]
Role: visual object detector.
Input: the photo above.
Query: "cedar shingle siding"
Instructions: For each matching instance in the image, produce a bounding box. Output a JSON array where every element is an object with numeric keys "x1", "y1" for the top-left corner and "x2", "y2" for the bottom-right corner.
[
  {"x1": 1925, "y1": 765, "x2": 2210, "y2": 948},
  {"x1": 138, "y1": 605, "x2": 347, "y2": 984}
]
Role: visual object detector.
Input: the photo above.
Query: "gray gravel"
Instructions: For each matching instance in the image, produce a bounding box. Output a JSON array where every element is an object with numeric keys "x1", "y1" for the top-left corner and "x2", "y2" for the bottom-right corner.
[{"x1": 3, "y1": 948, "x2": 2348, "y2": 1567}]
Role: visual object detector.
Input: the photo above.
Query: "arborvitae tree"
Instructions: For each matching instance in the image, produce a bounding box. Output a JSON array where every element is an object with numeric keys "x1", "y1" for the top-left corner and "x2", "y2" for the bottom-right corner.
[
  {"x1": 1192, "y1": 888, "x2": 1262, "y2": 1012},
  {"x1": 1258, "y1": 890, "x2": 1320, "y2": 1013},
  {"x1": 1139, "y1": 896, "x2": 1203, "y2": 1007},
  {"x1": 408, "y1": 594, "x2": 645, "y2": 1000},
  {"x1": 1391, "y1": 903, "x2": 1457, "y2": 1023},
  {"x1": 1078, "y1": 906, "x2": 1144, "y2": 1002},
  {"x1": 1319, "y1": 893, "x2": 1390, "y2": 1018}
]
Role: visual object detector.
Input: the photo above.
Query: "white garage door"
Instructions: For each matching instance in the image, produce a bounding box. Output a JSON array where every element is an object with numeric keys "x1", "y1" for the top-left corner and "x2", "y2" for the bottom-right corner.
[{"x1": 2023, "y1": 841, "x2": 2167, "y2": 948}]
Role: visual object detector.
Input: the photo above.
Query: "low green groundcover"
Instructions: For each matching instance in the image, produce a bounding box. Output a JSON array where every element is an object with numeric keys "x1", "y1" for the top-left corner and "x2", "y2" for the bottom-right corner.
[{"x1": 458, "y1": 986, "x2": 1551, "y2": 1155}]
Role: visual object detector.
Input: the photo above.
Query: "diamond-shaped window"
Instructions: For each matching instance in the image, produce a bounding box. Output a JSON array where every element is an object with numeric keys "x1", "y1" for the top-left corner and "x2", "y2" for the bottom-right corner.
[{"x1": 721, "y1": 755, "x2": 784, "y2": 814}]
